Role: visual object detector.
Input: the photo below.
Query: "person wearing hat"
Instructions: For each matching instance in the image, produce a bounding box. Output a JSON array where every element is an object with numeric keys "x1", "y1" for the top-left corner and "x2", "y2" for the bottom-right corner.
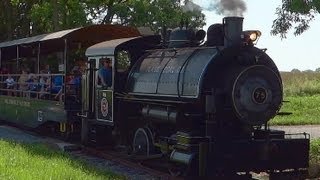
[{"x1": 98, "y1": 58, "x2": 112, "y2": 88}]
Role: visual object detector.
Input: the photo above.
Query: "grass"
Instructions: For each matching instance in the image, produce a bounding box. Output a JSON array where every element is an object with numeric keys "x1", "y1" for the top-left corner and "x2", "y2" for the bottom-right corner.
[
  {"x1": 0, "y1": 140, "x2": 124, "y2": 180},
  {"x1": 281, "y1": 71, "x2": 320, "y2": 97},
  {"x1": 309, "y1": 139, "x2": 320, "y2": 178},
  {"x1": 310, "y1": 139, "x2": 320, "y2": 164},
  {"x1": 270, "y1": 95, "x2": 320, "y2": 125},
  {"x1": 269, "y1": 71, "x2": 320, "y2": 125}
]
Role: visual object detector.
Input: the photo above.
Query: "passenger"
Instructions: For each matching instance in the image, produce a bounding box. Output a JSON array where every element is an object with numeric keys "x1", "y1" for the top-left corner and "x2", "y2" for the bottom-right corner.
[
  {"x1": 51, "y1": 75, "x2": 63, "y2": 102},
  {"x1": 51, "y1": 75, "x2": 63, "y2": 94},
  {"x1": 0, "y1": 68, "x2": 4, "y2": 95},
  {"x1": 42, "y1": 64, "x2": 51, "y2": 74},
  {"x1": 18, "y1": 69, "x2": 29, "y2": 97},
  {"x1": 39, "y1": 70, "x2": 50, "y2": 99},
  {"x1": 98, "y1": 58, "x2": 112, "y2": 88},
  {"x1": 69, "y1": 67, "x2": 81, "y2": 83},
  {"x1": 27, "y1": 74, "x2": 37, "y2": 90},
  {"x1": 68, "y1": 68, "x2": 81, "y2": 95},
  {"x1": 1, "y1": 67, "x2": 9, "y2": 86},
  {"x1": 25, "y1": 73, "x2": 38, "y2": 98},
  {"x1": 5, "y1": 75, "x2": 15, "y2": 89},
  {"x1": 79, "y1": 63, "x2": 87, "y2": 75},
  {"x1": 66, "y1": 66, "x2": 79, "y2": 83},
  {"x1": 5, "y1": 75, "x2": 15, "y2": 96},
  {"x1": 75, "y1": 60, "x2": 87, "y2": 75}
]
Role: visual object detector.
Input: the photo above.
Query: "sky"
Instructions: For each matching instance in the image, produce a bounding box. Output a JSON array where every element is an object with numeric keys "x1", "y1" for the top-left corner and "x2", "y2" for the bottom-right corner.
[{"x1": 193, "y1": 0, "x2": 320, "y2": 72}]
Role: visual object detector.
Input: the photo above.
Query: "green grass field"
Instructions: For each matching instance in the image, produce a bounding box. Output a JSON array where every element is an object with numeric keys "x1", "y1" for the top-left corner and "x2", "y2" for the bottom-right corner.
[
  {"x1": 0, "y1": 140, "x2": 123, "y2": 180},
  {"x1": 311, "y1": 139, "x2": 320, "y2": 164},
  {"x1": 269, "y1": 71, "x2": 320, "y2": 125},
  {"x1": 271, "y1": 95, "x2": 320, "y2": 125},
  {"x1": 309, "y1": 139, "x2": 320, "y2": 178},
  {"x1": 281, "y1": 72, "x2": 320, "y2": 97}
]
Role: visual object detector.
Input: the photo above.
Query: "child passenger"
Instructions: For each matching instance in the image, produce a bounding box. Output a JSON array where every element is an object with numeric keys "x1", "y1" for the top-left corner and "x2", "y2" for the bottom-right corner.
[
  {"x1": 5, "y1": 75, "x2": 15, "y2": 96},
  {"x1": 5, "y1": 75, "x2": 15, "y2": 89}
]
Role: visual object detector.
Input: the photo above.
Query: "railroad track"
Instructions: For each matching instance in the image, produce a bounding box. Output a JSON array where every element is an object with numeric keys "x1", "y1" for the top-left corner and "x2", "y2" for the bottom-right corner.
[
  {"x1": 1, "y1": 123, "x2": 309, "y2": 179},
  {"x1": 82, "y1": 147, "x2": 178, "y2": 180}
]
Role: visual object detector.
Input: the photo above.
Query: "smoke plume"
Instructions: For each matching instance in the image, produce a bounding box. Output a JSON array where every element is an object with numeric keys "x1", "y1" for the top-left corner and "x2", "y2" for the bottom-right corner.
[
  {"x1": 182, "y1": 0, "x2": 202, "y2": 13},
  {"x1": 186, "y1": 0, "x2": 247, "y2": 16},
  {"x1": 212, "y1": 0, "x2": 247, "y2": 16}
]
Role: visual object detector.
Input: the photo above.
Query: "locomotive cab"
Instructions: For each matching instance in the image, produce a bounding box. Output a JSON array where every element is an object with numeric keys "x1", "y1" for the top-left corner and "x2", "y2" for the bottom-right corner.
[{"x1": 82, "y1": 36, "x2": 161, "y2": 145}]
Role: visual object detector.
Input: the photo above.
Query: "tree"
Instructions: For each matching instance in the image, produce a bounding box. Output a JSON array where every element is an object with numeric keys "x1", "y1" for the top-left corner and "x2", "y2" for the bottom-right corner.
[
  {"x1": 303, "y1": 69, "x2": 314, "y2": 73},
  {"x1": 291, "y1": 68, "x2": 301, "y2": 73},
  {"x1": 271, "y1": 0, "x2": 319, "y2": 39},
  {"x1": 0, "y1": 0, "x2": 36, "y2": 40},
  {"x1": 0, "y1": 0, "x2": 205, "y2": 42},
  {"x1": 85, "y1": 0, "x2": 205, "y2": 31},
  {"x1": 30, "y1": 0, "x2": 88, "y2": 34}
]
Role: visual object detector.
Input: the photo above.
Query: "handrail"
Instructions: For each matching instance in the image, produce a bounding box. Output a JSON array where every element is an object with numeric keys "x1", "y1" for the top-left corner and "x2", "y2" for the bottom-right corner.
[
  {"x1": 0, "y1": 73, "x2": 74, "y2": 102},
  {"x1": 0, "y1": 88, "x2": 56, "y2": 95},
  {"x1": 0, "y1": 81, "x2": 55, "y2": 86},
  {"x1": 0, "y1": 73, "x2": 65, "y2": 77}
]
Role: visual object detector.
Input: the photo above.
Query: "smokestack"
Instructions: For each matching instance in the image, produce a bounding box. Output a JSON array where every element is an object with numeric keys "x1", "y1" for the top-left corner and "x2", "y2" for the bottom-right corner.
[{"x1": 223, "y1": 16, "x2": 243, "y2": 47}]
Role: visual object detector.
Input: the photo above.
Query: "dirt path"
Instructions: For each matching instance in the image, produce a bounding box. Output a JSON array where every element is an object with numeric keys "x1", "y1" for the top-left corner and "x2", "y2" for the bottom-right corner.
[{"x1": 271, "y1": 125, "x2": 320, "y2": 139}]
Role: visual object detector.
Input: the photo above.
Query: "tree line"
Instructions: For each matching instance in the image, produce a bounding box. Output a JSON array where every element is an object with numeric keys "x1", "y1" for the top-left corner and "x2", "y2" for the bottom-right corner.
[
  {"x1": 0, "y1": 0, "x2": 205, "y2": 42},
  {"x1": 291, "y1": 68, "x2": 320, "y2": 73}
]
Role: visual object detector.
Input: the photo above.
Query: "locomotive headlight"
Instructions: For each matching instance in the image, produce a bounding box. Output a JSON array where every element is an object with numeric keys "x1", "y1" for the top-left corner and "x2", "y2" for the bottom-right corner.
[
  {"x1": 243, "y1": 30, "x2": 262, "y2": 44},
  {"x1": 249, "y1": 33, "x2": 258, "y2": 41}
]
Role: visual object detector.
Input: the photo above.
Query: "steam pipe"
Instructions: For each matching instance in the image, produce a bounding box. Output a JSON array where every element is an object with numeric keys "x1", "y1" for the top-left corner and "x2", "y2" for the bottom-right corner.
[{"x1": 142, "y1": 106, "x2": 177, "y2": 124}]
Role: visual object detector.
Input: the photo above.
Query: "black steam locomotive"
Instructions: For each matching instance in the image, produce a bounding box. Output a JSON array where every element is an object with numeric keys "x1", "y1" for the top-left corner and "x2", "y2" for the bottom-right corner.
[
  {"x1": 83, "y1": 17, "x2": 309, "y2": 178},
  {"x1": 0, "y1": 16, "x2": 309, "y2": 178}
]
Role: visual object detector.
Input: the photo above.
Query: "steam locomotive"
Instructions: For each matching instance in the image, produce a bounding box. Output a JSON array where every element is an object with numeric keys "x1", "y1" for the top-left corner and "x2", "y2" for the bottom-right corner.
[
  {"x1": 82, "y1": 17, "x2": 309, "y2": 178},
  {"x1": 0, "y1": 17, "x2": 309, "y2": 178}
]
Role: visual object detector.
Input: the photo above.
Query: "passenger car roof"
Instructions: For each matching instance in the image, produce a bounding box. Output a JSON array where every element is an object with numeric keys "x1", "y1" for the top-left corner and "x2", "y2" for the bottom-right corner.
[{"x1": 85, "y1": 35, "x2": 161, "y2": 57}]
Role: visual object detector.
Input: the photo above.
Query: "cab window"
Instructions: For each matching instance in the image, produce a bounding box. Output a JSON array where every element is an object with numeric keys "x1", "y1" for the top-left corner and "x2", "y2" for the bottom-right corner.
[{"x1": 116, "y1": 50, "x2": 131, "y2": 72}]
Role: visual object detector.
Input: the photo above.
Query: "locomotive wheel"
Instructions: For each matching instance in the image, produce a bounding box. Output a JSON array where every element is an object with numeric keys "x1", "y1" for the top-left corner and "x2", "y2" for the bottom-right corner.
[{"x1": 132, "y1": 127, "x2": 154, "y2": 156}]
